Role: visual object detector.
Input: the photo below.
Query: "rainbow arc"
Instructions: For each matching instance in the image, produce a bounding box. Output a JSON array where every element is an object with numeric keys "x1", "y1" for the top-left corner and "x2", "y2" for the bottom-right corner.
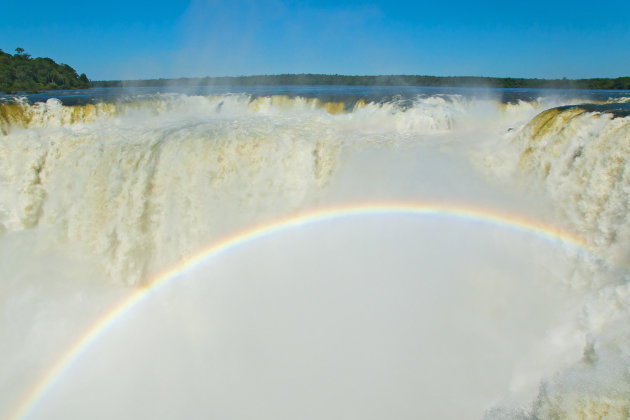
[{"x1": 11, "y1": 201, "x2": 599, "y2": 420}]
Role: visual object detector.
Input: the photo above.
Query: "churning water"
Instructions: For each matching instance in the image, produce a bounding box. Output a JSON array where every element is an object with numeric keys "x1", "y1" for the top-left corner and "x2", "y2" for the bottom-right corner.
[{"x1": 1, "y1": 86, "x2": 630, "y2": 419}]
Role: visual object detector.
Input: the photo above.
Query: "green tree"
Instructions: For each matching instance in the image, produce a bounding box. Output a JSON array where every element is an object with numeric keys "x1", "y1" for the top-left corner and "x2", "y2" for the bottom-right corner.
[{"x1": 0, "y1": 48, "x2": 90, "y2": 93}]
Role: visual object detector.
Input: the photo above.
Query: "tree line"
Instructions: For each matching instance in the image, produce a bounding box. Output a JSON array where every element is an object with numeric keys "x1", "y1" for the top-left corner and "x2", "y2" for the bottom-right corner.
[
  {"x1": 0, "y1": 48, "x2": 89, "y2": 93},
  {"x1": 92, "y1": 74, "x2": 630, "y2": 90},
  {"x1": 1, "y1": 48, "x2": 627, "y2": 93}
]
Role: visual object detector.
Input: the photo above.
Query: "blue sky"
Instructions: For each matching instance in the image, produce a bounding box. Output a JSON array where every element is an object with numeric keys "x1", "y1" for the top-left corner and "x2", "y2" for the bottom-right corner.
[{"x1": 1, "y1": 0, "x2": 628, "y2": 80}]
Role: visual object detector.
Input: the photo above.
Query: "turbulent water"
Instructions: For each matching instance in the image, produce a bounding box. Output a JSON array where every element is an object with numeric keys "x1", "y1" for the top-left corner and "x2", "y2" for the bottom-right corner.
[{"x1": 1, "y1": 86, "x2": 630, "y2": 419}]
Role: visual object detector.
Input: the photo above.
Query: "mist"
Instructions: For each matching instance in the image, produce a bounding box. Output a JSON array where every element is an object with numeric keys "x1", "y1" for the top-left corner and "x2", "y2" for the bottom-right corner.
[
  {"x1": 2, "y1": 90, "x2": 629, "y2": 419},
  {"x1": 8, "y1": 212, "x2": 578, "y2": 420}
]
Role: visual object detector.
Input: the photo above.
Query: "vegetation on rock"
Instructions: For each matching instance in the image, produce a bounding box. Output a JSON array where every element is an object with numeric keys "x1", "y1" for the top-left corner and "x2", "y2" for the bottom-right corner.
[{"x1": 0, "y1": 48, "x2": 89, "y2": 93}]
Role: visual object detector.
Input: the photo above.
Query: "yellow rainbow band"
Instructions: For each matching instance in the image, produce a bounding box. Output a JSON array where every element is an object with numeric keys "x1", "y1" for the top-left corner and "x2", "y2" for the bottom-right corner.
[{"x1": 11, "y1": 201, "x2": 594, "y2": 420}]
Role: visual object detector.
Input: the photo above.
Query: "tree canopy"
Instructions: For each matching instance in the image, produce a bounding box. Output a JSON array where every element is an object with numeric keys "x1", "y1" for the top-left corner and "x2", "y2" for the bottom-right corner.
[
  {"x1": 92, "y1": 74, "x2": 630, "y2": 90},
  {"x1": 0, "y1": 48, "x2": 89, "y2": 93}
]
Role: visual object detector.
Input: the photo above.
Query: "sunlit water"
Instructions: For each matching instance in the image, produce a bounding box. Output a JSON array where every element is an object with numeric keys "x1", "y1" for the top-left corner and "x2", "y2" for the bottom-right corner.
[{"x1": 1, "y1": 86, "x2": 630, "y2": 419}]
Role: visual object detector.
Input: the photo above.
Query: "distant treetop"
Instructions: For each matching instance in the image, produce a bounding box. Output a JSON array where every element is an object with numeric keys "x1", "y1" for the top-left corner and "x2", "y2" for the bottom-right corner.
[
  {"x1": 0, "y1": 48, "x2": 89, "y2": 93},
  {"x1": 92, "y1": 74, "x2": 630, "y2": 91}
]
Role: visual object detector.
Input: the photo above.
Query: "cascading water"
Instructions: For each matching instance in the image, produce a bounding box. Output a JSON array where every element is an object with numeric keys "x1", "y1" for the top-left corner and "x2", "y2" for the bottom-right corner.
[
  {"x1": 1, "y1": 88, "x2": 629, "y2": 419},
  {"x1": 484, "y1": 100, "x2": 630, "y2": 418}
]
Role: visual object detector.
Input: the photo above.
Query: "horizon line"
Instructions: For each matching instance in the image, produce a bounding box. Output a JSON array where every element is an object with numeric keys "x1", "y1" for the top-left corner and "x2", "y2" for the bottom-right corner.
[{"x1": 92, "y1": 73, "x2": 630, "y2": 82}]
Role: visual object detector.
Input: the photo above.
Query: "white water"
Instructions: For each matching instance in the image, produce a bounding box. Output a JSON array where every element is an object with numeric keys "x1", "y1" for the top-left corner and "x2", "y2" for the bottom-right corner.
[{"x1": 1, "y1": 92, "x2": 629, "y2": 419}]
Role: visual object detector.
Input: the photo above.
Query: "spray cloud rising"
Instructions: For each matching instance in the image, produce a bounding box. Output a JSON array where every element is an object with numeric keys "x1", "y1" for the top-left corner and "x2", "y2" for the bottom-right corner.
[{"x1": 1, "y1": 89, "x2": 630, "y2": 419}]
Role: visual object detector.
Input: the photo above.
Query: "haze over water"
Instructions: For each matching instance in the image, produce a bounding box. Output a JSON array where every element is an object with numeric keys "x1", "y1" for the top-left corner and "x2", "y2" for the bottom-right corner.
[{"x1": 1, "y1": 86, "x2": 630, "y2": 419}]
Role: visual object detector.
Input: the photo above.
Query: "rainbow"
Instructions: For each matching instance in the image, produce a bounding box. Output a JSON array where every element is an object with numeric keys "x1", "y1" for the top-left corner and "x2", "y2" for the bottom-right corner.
[{"x1": 10, "y1": 201, "x2": 598, "y2": 420}]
